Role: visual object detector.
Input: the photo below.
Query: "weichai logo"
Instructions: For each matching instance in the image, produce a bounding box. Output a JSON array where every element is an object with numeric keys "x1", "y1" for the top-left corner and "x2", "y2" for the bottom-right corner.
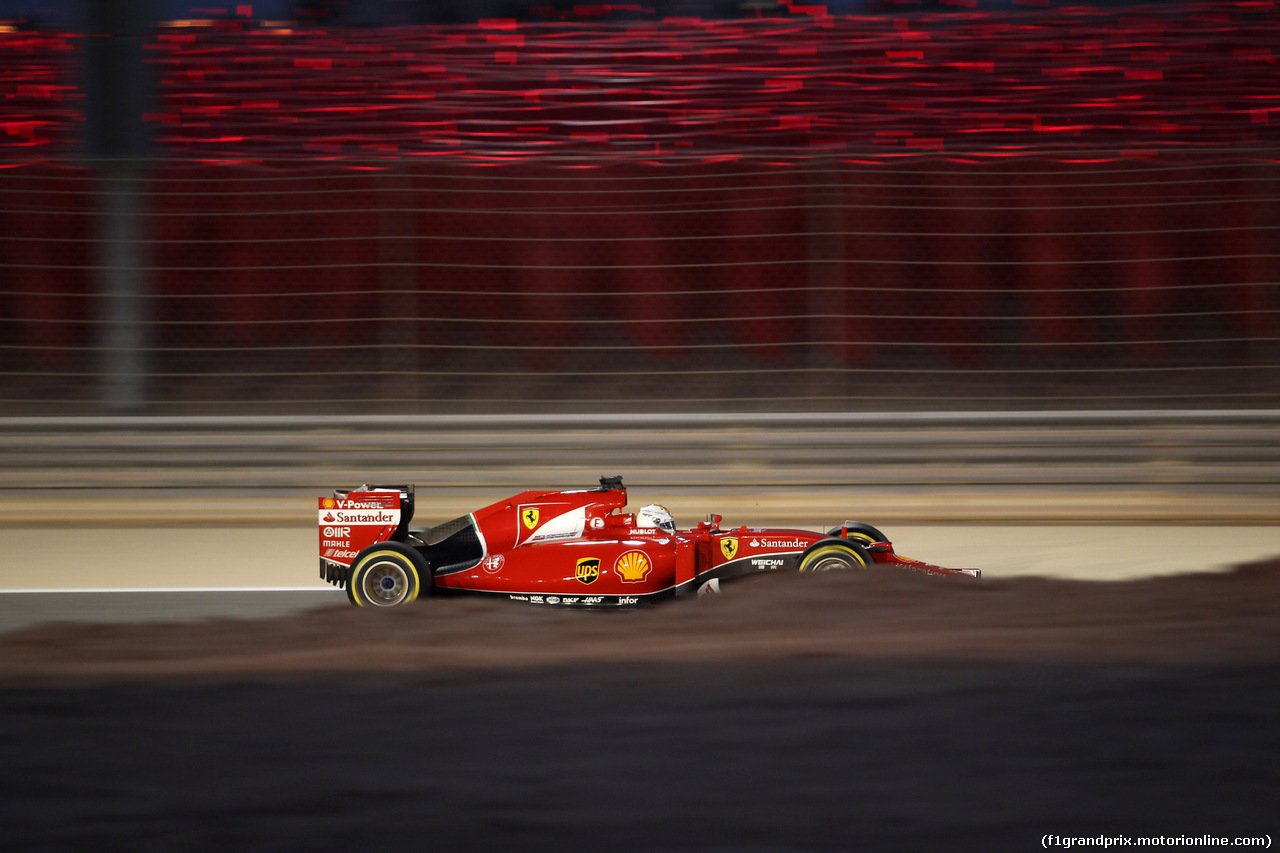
[{"x1": 575, "y1": 557, "x2": 601, "y2": 585}]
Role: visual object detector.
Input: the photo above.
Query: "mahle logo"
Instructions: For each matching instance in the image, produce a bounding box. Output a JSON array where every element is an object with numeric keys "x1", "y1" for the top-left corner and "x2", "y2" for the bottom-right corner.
[
  {"x1": 575, "y1": 557, "x2": 601, "y2": 585},
  {"x1": 522, "y1": 507, "x2": 540, "y2": 530},
  {"x1": 720, "y1": 536, "x2": 739, "y2": 561}
]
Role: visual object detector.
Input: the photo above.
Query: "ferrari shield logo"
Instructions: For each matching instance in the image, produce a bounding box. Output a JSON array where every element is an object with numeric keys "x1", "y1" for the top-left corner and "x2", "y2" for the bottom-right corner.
[
  {"x1": 575, "y1": 557, "x2": 601, "y2": 585},
  {"x1": 720, "y1": 537, "x2": 739, "y2": 561},
  {"x1": 522, "y1": 507, "x2": 540, "y2": 530}
]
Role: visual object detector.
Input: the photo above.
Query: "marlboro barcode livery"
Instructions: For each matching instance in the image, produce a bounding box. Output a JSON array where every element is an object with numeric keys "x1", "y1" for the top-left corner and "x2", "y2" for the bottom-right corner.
[{"x1": 319, "y1": 476, "x2": 979, "y2": 608}]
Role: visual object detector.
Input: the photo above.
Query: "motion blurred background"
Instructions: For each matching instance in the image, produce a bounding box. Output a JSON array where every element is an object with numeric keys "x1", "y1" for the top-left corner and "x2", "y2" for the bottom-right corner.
[
  {"x1": 3, "y1": 6, "x2": 1279, "y2": 850},
  {"x1": 1, "y1": 0, "x2": 1278, "y2": 533}
]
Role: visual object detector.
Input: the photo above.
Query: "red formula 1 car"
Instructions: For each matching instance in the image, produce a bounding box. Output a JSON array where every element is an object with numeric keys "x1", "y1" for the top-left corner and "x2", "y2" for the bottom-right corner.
[{"x1": 318, "y1": 475, "x2": 979, "y2": 608}]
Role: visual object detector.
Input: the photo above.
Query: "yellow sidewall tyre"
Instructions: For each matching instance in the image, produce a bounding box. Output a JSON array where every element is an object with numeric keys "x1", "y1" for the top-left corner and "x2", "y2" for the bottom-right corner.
[
  {"x1": 798, "y1": 543, "x2": 869, "y2": 573},
  {"x1": 348, "y1": 548, "x2": 422, "y2": 608}
]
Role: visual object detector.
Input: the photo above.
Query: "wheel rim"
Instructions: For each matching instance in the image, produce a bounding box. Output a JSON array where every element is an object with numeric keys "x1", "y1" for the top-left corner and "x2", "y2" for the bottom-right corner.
[
  {"x1": 809, "y1": 554, "x2": 855, "y2": 572},
  {"x1": 362, "y1": 560, "x2": 410, "y2": 606}
]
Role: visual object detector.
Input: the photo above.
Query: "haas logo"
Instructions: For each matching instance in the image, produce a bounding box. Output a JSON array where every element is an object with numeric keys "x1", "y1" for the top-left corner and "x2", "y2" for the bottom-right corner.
[
  {"x1": 522, "y1": 507, "x2": 540, "y2": 530},
  {"x1": 720, "y1": 537, "x2": 739, "y2": 561}
]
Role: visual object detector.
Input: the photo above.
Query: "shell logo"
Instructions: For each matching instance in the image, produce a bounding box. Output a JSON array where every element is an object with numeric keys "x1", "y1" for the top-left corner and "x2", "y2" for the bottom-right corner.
[
  {"x1": 615, "y1": 550, "x2": 651, "y2": 584},
  {"x1": 322, "y1": 498, "x2": 336, "y2": 509}
]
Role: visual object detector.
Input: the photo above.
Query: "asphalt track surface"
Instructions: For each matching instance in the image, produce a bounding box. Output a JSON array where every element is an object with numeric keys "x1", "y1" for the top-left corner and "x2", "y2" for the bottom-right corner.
[
  {"x1": 2, "y1": 530, "x2": 1277, "y2": 851},
  {"x1": 2, "y1": 523, "x2": 1278, "y2": 634}
]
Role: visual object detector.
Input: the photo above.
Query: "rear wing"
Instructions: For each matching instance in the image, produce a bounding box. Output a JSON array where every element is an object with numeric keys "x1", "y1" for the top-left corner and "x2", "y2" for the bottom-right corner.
[
  {"x1": 319, "y1": 484, "x2": 415, "y2": 583},
  {"x1": 331, "y1": 483, "x2": 415, "y2": 540}
]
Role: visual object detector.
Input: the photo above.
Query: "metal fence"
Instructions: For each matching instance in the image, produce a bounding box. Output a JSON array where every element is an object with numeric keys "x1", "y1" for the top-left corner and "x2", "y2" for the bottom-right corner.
[{"x1": 3, "y1": 156, "x2": 1278, "y2": 414}]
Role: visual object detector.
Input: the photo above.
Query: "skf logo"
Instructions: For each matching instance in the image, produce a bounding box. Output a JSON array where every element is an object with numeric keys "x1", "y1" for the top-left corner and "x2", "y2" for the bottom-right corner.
[
  {"x1": 615, "y1": 550, "x2": 651, "y2": 583},
  {"x1": 522, "y1": 507, "x2": 540, "y2": 530},
  {"x1": 720, "y1": 537, "x2": 739, "y2": 561},
  {"x1": 575, "y1": 557, "x2": 601, "y2": 585}
]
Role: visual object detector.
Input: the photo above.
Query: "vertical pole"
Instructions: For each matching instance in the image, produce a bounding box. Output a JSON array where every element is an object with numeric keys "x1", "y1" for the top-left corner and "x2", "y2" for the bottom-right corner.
[
  {"x1": 805, "y1": 160, "x2": 844, "y2": 407},
  {"x1": 379, "y1": 171, "x2": 419, "y2": 410},
  {"x1": 101, "y1": 169, "x2": 148, "y2": 410},
  {"x1": 79, "y1": 0, "x2": 154, "y2": 412}
]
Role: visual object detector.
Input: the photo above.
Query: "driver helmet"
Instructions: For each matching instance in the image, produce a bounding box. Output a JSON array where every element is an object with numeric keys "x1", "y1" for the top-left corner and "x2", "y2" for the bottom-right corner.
[{"x1": 636, "y1": 504, "x2": 675, "y2": 533}]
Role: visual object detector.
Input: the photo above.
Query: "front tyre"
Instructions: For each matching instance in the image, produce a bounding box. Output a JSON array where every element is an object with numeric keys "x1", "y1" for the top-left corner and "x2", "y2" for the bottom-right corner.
[
  {"x1": 798, "y1": 543, "x2": 870, "y2": 573},
  {"x1": 347, "y1": 544, "x2": 426, "y2": 607},
  {"x1": 825, "y1": 522, "x2": 889, "y2": 546}
]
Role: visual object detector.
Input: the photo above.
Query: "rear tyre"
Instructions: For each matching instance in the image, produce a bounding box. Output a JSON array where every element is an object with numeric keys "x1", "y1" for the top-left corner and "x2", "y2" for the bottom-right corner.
[
  {"x1": 347, "y1": 544, "x2": 426, "y2": 607},
  {"x1": 798, "y1": 543, "x2": 870, "y2": 573}
]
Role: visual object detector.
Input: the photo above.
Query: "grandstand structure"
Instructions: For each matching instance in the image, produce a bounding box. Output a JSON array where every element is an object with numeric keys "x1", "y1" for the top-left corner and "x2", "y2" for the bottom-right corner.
[{"x1": 1, "y1": 1, "x2": 1277, "y2": 414}]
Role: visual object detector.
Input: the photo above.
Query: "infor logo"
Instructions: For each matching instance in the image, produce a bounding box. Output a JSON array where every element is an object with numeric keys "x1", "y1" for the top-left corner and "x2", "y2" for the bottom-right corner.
[{"x1": 575, "y1": 557, "x2": 601, "y2": 585}]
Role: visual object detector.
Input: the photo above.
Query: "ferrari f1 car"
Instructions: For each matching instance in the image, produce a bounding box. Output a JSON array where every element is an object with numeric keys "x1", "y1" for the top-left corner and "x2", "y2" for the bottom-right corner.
[{"x1": 318, "y1": 475, "x2": 979, "y2": 608}]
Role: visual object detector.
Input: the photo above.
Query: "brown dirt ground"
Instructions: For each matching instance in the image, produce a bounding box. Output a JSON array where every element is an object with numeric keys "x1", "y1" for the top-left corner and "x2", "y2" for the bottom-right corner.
[{"x1": 2, "y1": 562, "x2": 1278, "y2": 851}]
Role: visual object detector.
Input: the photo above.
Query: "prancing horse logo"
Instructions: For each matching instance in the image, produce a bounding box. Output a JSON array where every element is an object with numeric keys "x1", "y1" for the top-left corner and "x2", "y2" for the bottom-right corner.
[
  {"x1": 522, "y1": 507, "x2": 540, "y2": 530},
  {"x1": 720, "y1": 537, "x2": 739, "y2": 561}
]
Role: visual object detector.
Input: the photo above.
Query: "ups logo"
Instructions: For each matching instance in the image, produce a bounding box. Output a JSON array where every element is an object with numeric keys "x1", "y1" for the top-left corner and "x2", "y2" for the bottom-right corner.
[{"x1": 575, "y1": 557, "x2": 601, "y2": 585}]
